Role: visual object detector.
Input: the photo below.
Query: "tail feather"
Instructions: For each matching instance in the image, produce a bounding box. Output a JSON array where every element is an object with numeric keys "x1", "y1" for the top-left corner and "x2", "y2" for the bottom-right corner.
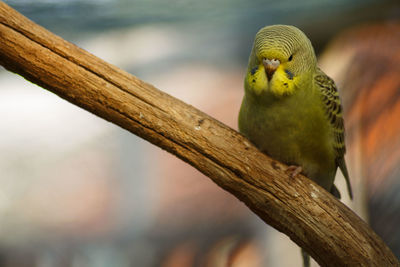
[
  {"x1": 301, "y1": 248, "x2": 310, "y2": 267},
  {"x1": 330, "y1": 184, "x2": 342, "y2": 199},
  {"x1": 300, "y1": 182, "x2": 343, "y2": 266},
  {"x1": 338, "y1": 157, "x2": 353, "y2": 199}
]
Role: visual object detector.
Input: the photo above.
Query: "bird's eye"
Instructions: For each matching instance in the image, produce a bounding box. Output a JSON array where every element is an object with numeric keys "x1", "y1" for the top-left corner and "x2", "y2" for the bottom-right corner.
[{"x1": 288, "y1": 55, "x2": 293, "y2": 61}]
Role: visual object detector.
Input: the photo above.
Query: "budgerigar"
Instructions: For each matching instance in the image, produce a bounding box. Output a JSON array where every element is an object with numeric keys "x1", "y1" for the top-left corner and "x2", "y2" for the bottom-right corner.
[{"x1": 238, "y1": 25, "x2": 353, "y2": 267}]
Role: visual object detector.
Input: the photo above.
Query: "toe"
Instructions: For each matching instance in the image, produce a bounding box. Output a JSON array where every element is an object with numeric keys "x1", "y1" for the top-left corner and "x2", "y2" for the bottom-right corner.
[{"x1": 286, "y1": 165, "x2": 302, "y2": 178}]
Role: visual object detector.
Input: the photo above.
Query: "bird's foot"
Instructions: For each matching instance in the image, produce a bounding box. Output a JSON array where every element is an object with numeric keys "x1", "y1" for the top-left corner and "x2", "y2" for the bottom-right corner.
[{"x1": 286, "y1": 165, "x2": 302, "y2": 178}]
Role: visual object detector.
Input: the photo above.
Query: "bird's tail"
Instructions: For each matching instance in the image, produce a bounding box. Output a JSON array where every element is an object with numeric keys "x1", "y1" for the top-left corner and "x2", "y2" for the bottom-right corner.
[
  {"x1": 300, "y1": 183, "x2": 342, "y2": 266},
  {"x1": 301, "y1": 248, "x2": 310, "y2": 267},
  {"x1": 338, "y1": 157, "x2": 353, "y2": 199}
]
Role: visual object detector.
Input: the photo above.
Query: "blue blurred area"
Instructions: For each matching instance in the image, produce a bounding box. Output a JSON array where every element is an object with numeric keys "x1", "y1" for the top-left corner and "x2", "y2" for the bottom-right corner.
[
  {"x1": 1, "y1": 0, "x2": 400, "y2": 266},
  {"x1": 5, "y1": 0, "x2": 399, "y2": 60}
]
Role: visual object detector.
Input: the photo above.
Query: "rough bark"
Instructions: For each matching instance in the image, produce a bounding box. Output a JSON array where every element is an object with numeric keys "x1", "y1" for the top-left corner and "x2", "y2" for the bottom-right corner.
[{"x1": 0, "y1": 2, "x2": 398, "y2": 266}]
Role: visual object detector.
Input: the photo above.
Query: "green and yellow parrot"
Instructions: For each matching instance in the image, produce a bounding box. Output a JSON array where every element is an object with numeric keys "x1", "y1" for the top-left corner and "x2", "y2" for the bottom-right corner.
[{"x1": 238, "y1": 25, "x2": 353, "y2": 267}]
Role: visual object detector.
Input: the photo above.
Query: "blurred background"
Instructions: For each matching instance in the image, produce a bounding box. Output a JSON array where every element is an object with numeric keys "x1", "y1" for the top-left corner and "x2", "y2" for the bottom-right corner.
[{"x1": 1, "y1": 0, "x2": 400, "y2": 266}]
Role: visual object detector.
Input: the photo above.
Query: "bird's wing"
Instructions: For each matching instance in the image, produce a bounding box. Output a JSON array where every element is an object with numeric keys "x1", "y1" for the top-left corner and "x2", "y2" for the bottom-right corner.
[{"x1": 314, "y1": 69, "x2": 353, "y2": 199}]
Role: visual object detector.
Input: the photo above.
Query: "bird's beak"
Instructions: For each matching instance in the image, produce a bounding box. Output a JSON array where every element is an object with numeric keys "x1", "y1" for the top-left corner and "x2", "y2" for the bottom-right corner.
[{"x1": 263, "y1": 58, "x2": 280, "y2": 80}]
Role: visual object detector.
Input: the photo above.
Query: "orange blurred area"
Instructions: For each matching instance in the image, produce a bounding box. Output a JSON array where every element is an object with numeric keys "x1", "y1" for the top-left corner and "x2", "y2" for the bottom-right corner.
[
  {"x1": 320, "y1": 21, "x2": 400, "y2": 258},
  {"x1": 320, "y1": 22, "x2": 400, "y2": 191}
]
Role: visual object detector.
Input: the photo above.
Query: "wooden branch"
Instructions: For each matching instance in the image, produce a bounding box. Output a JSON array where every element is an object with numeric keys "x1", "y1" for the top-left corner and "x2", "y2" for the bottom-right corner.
[{"x1": 0, "y1": 2, "x2": 398, "y2": 266}]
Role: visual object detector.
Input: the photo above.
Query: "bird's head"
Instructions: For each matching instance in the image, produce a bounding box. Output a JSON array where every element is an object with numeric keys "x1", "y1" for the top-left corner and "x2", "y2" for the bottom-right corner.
[{"x1": 245, "y1": 25, "x2": 317, "y2": 97}]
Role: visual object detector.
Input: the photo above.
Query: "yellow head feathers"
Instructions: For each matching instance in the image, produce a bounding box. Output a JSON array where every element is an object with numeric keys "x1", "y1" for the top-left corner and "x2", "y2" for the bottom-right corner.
[{"x1": 245, "y1": 25, "x2": 317, "y2": 97}]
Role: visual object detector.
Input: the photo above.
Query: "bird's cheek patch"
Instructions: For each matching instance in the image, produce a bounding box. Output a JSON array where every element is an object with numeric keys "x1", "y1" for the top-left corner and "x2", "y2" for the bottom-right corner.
[
  {"x1": 247, "y1": 64, "x2": 268, "y2": 95},
  {"x1": 285, "y1": 69, "x2": 294, "y2": 80},
  {"x1": 270, "y1": 67, "x2": 296, "y2": 96}
]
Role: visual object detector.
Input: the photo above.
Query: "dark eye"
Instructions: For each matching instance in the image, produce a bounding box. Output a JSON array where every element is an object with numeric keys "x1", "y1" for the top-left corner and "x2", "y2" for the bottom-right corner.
[{"x1": 288, "y1": 54, "x2": 293, "y2": 61}]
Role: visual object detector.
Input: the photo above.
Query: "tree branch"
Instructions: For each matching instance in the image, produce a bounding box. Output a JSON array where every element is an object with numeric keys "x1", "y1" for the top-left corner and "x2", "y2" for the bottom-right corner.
[{"x1": 0, "y1": 2, "x2": 398, "y2": 266}]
